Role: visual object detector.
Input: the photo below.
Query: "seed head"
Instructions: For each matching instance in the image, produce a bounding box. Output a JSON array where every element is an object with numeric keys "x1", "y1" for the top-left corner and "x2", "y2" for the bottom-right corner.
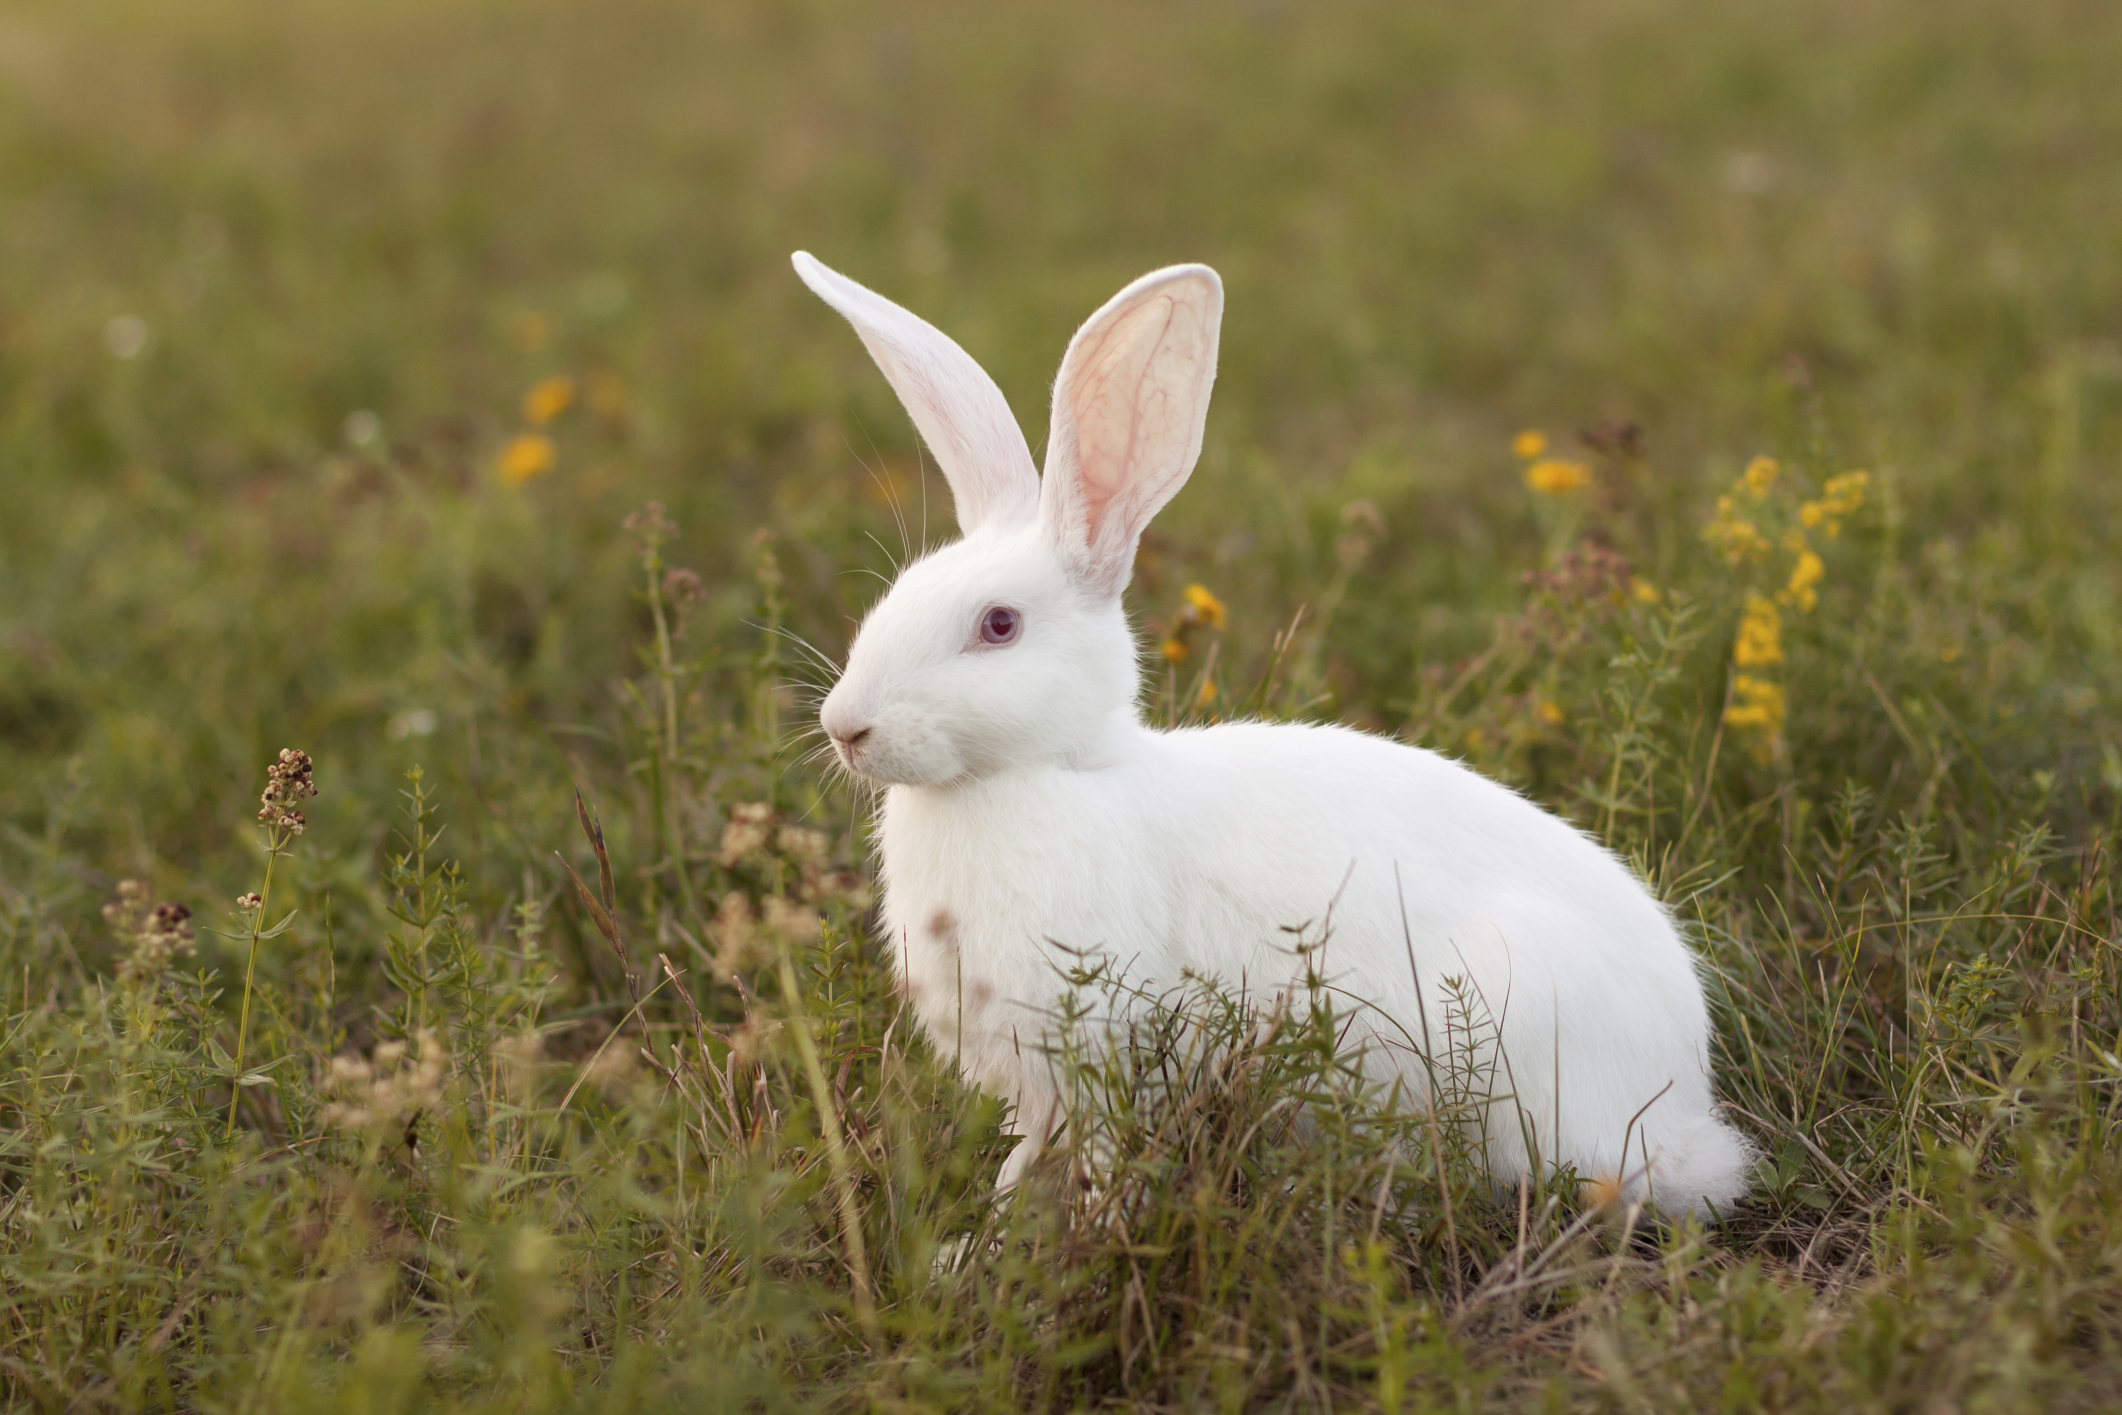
[
  {"x1": 623, "y1": 500, "x2": 679, "y2": 561},
  {"x1": 259, "y1": 748, "x2": 318, "y2": 835},
  {"x1": 661, "y1": 566, "x2": 705, "y2": 611},
  {"x1": 109, "y1": 886, "x2": 197, "y2": 985}
]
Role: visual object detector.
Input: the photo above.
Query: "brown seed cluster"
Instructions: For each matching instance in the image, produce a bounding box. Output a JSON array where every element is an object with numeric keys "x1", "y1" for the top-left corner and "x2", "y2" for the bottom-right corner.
[
  {"x1": 104, "y1": 880, "x2": 197, "y2": 984},
  {"x1": 258, "y1": 748, "x2": 318, "y2": 834}
]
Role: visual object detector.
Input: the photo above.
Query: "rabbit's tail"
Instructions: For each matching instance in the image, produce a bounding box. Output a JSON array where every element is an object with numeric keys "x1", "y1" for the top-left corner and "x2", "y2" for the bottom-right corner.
[{"x1": 1645, "y1": 1113, "x2": 1757, "y2": 1221}]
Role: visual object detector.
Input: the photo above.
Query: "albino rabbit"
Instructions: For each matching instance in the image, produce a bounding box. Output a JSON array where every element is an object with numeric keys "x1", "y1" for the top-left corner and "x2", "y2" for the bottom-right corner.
[{"x1": 795, "y1": 251, "x2": 1754, "y2": 1217}]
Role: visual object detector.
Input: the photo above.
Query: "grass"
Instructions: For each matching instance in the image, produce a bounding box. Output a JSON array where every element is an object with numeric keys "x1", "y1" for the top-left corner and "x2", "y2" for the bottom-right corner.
[{"x1": 2, "y1": 0, "x2": 2120, "y2": 1408}]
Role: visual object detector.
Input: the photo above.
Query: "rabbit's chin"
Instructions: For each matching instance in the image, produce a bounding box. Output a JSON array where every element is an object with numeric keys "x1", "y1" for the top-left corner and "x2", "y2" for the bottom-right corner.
[{"x1": 839, "y1": 758, "x2": 958, "y2": 789}]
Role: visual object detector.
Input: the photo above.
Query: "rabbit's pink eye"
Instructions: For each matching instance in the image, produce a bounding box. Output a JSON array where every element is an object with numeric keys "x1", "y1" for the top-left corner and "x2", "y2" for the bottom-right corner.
[{"x1": 980, "y1": 606, "x2": 1021, "y2": 645}]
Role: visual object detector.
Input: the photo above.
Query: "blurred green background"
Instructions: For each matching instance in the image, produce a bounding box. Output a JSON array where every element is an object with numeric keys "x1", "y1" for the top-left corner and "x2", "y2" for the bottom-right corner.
[{"x1": 2, "y1": 0, "x2": 2117, "y2": 947}]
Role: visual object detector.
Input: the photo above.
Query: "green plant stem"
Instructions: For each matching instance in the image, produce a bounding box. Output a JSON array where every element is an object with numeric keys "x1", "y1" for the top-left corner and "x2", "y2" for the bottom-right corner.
[
  {"x1": 775, "y1": 937, "x2": 877, "y2": 1338},
  {"x1": 226, "y1": 837, "x2": 281, "y2": 1137},
  {"x1": 644, "y1": 556, "x2": 697, "y2": 920}
]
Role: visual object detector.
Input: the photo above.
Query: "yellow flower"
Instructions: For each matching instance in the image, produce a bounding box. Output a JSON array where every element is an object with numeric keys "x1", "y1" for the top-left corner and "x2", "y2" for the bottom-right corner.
[
  {"x1": 1741, "y1": 456, "x2": 1779, "y2": 500},
  {"x1": 1197, "y1": 678, "x2": 1219, "y2": 707},
  {"x1": 498, "y1": 433, "x2": 557, "y2": 485},
  {"x1": 1536, "y1": 700, "x2": 1565, "y2": 727},
  {"x1": 1630, "y1": 577, "x2": 1661, "y2": 605},
  {"x1": 1160, "y1": 638, "x2": 1189, "y2": 663},
  {"x1": 1782, "y1": 549, "x2": 1824, "y2": 613},
  {"x1": 1524, "y1": 459, "x2": 1592, "y2": 495},
  {"x1": 589, "y1": 371, "x2": 627, "y2": 417},
  {"x1": 1940, "y1": 643, "x2": 1963, "y2": 664},
  {"x1": 1512, "y1": 429, "x2": 1548, "y2": 459},
  {"x1": 1724, "y1": 673, "x2": 1786, "y2": 734},
  {"x1": 1824, "y1": 470, "x2": 1869, "y2": 500},
  {"x1": 1799, "y1": 469, "x2": 1869, "y2": 537},
  {"x1": 1183, "y1": 583, "x2": 1228, "y2": 629},
  {"x1": 1732, "y1": 595, "x2": 1784, "y2": 668},
  {"x1": 1704, "y1": 496, "x2": 1771, "y2": 564},
  {"x1": 522, "y1": 375, "x2": 577, "y2": 425}
]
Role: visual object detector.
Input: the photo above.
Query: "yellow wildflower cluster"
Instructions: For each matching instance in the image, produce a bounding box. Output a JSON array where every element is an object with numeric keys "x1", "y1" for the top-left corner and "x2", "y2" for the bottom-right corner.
[
  {"x1": 1704, "y1": 498, "x2": 1771, "y2": 564},
  {"x1": 1512, "y1": 430, "x2": 1593, "y2": 496},
  {"x1": 1740, "y1": 454, "x2": 1779, "y2": 498},
  {"x1": 1703, "y1": 457, "x2": 1780, "y2": 564},
  {"x1": 523, "y1": 374, "x2": 576, "y2": 425},
  {"x1": 1732, "y1": 593, "x2": 1784, "y2": 668},
  {"x1": 1525, "y1": 459, "x2": 1592, "y2": 495},
  {"x1": 1725, "y1": 674, "x2": 1786, "y2": 736},
  {"x1": 1724, "y1": 595, "x2": 1787, "y2": 737},
  {"x1": 499, "y1": 434, "x2": 556, "y2": 485},
  {"x1": 1784, "y1": 547, "x2": 1825, "y2": 613},
  {"x1": 1160, "y1": 582, "x2": 1227, "y2": 663},
  {"x1": 498, "y1": 348, "x2": 629, "y2": 485},
  {"x1": 1799, "y1": 470, "x2": 1869, "y2": 537},
  {"x1": 1186, "y1": 582, "x2": 1228, "y2": 628},
  {"x1": 1702, "y1": 459, "x2": 1870, "y2": 758}
]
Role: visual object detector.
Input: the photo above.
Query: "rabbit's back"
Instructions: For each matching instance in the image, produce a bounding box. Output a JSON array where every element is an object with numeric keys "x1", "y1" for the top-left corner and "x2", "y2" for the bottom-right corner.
[{"x1": 879, "y1": 718, "x2": 1752, "y2": 1213}]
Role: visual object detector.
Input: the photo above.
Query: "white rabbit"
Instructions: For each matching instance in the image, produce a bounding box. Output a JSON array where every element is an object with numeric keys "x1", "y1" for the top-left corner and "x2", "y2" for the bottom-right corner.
[{"x1": 795, "y1": 251, "x2": 1754, "y2": 1218}]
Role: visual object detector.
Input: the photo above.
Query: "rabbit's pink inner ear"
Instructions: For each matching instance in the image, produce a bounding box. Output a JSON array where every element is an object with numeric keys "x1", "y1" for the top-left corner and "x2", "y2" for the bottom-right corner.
[{"x1": 1042, "y1": 266, "x2": 1223, "y2": 597}]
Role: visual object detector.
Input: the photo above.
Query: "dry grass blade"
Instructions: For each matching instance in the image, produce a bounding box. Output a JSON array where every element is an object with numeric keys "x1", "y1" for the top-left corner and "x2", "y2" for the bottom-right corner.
[
  {"x1": 557, "y1": 851, "x2": 631, "y2": 974},
  {"x1": 574, "y1": 788, "x2": 618, "y2": 914},
  {"x1": 556, "y1": 814, "x2": 650, "y2": 1053}
]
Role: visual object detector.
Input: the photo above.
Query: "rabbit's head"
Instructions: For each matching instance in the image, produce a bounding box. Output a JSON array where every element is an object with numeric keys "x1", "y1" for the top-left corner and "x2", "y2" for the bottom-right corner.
[{"x1": 797, "y1": 253, "x2": 1222, "y2": 786}]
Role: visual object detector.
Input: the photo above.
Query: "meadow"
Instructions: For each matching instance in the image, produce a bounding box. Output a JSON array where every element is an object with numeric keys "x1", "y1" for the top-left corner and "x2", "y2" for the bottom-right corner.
[{"x1": 2, "y1": 0, "x2": 2120, "y2": 1408}]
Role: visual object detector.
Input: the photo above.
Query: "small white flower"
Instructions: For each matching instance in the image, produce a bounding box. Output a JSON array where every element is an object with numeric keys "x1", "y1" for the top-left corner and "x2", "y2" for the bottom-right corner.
[
  {"x1": 1720, "y1": 150, "x2": 1776, "y2": 195},
  {"x1": 103, "y1": 315, "x2": 149, "y2": 360},
  {"x1": 388, "y1": 708, "x2": 439, "y2": 739}
]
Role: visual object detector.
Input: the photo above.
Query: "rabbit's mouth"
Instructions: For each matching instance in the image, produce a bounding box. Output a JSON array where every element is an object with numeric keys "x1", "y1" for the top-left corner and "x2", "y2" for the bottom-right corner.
[
  {"x1": 823, "y1": 704, "x2": 968, "y2": 787},
  {"x1": 829, "y1": 725, "x2": 871, "y2": 768}
]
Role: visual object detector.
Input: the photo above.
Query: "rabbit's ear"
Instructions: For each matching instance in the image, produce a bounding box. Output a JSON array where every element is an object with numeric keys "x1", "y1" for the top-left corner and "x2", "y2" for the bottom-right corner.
[
  {"x1": 793, "y1": 252, "x2": 1040, "y2": 533},
  {"x1": 1041, "y1": 265, "x2": 1222, "y2": 598}
]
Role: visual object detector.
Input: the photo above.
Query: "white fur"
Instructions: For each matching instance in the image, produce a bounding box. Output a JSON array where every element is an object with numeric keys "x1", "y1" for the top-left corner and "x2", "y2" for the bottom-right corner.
[{"x1": 796, "y1": 251, "x2": 1754, "y2": 1217}]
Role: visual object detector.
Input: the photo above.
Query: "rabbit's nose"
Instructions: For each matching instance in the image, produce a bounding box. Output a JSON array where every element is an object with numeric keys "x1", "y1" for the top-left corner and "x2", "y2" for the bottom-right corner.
[
  {"x1": 820, "y1": 693, "x2": 873, "y2": 759},
  {"x1": 827, "y1": 722, "x2": 872, "y2": 770}
]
